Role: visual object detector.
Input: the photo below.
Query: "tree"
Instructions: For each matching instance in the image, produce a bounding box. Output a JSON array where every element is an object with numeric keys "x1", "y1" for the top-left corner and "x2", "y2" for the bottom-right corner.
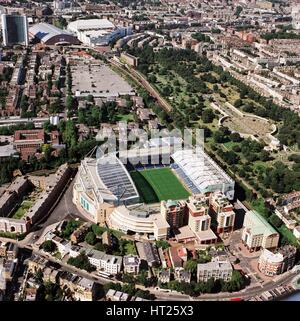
[
  {"x1": 85, "y1": 231, "x2": 97, "y2": 245},
  {"x1": 202, "y1": 109, "x2": 215, "y2": 123},
  {"x1": 155, "y1": 240, "x2": 170, "y2": 250},
  {"x1": 67, "y1": 252, "x2": 95, "y2": 272},
  {"x1": 91, "y1": 224, "x2": 106, "y2": 236},
  {"x1": 185, "y1": 260, "x2": 198, "y2": 273},
  {"x1": 41, "y1": 240, "x2": 57, "y2": 253},
  {"x1": 229, "y1": 132, "x2": 242, "y2": 142},
  {"x1": 268, "y1": 214, "x2": 283, "y2": 228}
]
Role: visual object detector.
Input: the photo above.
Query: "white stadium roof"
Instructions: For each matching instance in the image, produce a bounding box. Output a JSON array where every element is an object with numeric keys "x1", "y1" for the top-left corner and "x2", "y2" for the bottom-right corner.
[
  {"x1": 78, "y1": 154, "x2": 139, "y2": 204},
  {"x1": 172, "y1": 149, "x2": 235, "y2": 199},
  {"x1": 29, "y1": 22, "x2": 74, "y2": 43}
]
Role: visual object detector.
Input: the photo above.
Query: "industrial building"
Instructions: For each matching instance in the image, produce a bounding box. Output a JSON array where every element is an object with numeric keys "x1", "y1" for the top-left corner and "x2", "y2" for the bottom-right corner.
[
  {"x1": 67, "y1": 19, "x2": 132, "y2": 46},
  {"x1": 29, "y1": 22, "x2": 80, "y2": 45}
]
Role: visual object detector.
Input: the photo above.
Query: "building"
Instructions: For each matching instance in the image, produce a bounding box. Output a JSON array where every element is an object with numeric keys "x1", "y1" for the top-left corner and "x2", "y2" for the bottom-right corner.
[
  {"x1": 158, "y1": 270, "x2": 171, "y2": 284},
  {"x1": 29, "y1": 23, "x2": 80, "y2": 45},
  {"x1": 73, "y1": 155, "x2": 139, "y2": 223},
  {"x1": 73, "y1": 277, "x2": 95, "y2": 301},
  {"x1": 209, "y1": 191, "x2": 235, "y2": 234},
  {"x1": 106, "y1": 289, "x2": 129, "y2": 301},
  {"x1": 0, "y1": 176, "x2": 32, "y2": 218},
  {"x1": 161, "y1": 200, "x2": 186, "y2": 231},
  {"x1": 1, "y1": 14, "x2": 29, "y2": 46},
  {"x1": 86, "y1": 249, "x2": 122, "y2": 274},
  {"x1": 174, "y1": 269, "x2": 191, "y2": 283},
  {"x1": 186, "y1": 194, "x2": 218, "y2": 245},
  {"x1": 258, "y1": 245, "x2": 297, "y2": 277},
  {"x1": 241, "y1": 210, "x2": 280, "y2": 252},
  {"x1": 168, "y1": 246, "x2": 182, "y2": 269},
  {"x1": 123, "y1": 255, "x2": 140, "y2": 275},
  {"x1": 13, "y1": 129, "x2": 45, "y2": 161},
  {"x1": 136, "y1": 242, "x2": 160, "y2": 267},
  {"x1": 67, "y1": 19, "x2": 132, "y2": 46},
  {"x1": 107, "y1": 205, "x2": 169, "y2": 240},
  {"x1": 293, "y1": 226, "x2": 300, "y2": 240},
  {"x1": 172, "y1": 149, "x2": 235, "y2": 200},
  {"x1": 197, "y1": 261, "x2": 233, "y2": 283},
  {"x1": 120, "y1": 52, "x2": 139, "y2": 67},
  {"x1": 292, "y1": 4, "x2": 300, "y2": 30}
]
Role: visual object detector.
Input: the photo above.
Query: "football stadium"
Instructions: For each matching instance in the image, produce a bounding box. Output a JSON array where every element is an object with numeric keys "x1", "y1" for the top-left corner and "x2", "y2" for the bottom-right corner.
[{"x1": 73, "y1": 145, "x2": 235, "y2": 222}]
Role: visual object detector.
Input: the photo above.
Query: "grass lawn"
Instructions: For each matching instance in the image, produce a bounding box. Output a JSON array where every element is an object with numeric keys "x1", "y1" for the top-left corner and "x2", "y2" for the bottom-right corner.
[
  {"x1": 278, "y1": 225, "x2": 300, "y2": 248},
  {"x1": 12, "y1": 200, "x2": 34, "y2": 219},
  {"x1": 116, "y1": 113, "x2": 134, "y2": 122},
  {"x1": 131, "y1": 168, "x2": 190, "y2": 203}
]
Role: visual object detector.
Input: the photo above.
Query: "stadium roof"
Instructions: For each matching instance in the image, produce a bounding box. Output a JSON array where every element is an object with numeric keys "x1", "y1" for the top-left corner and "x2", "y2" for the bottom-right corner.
[
  {"x1": 172, "y1": 149, "x2": 235, "y2": 197},
  {"x1": 68, "y1": 19, "x2": 115, "y2": 32},
  {"x1": 29, "y1": 23, "x2": 77, "y2": 44},
  {"x1": 78, "y1": 155, "x2": 139, "y2": 204}
]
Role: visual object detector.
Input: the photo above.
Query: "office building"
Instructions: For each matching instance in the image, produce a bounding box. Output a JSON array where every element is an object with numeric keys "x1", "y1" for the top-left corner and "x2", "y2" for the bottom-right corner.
[
  {"x1": 1, "y1": 14, "x2": 29, "y2": 46},
  {"x1": 242, "y1": 210, "x2": 280, "y2": 252}
]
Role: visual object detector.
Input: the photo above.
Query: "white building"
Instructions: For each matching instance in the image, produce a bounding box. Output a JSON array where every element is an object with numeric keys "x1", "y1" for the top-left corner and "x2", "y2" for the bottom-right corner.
[
  {"x1": 197, "y1": 261, "x2": 233, "y2": 282},
  {"x1": 67, "y1": 19, "x2": 132, "y2": 46},
  {"x1": 123, "y1": 255, "x2": 141, "y2": 274},
  {"x1": 241, "y1": 210, "x2": 280, "y2": 252},
  {"x1": 107, "y1": 204, "x2": 170, "y2": 240},
  {"x1": 292, "y1": 4, "x2": 300, "y2": 30}
]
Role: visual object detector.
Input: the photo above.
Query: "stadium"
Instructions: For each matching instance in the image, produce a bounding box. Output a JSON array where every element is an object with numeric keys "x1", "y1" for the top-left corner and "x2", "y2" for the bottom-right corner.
[
  {"x1": 73, "y1": 144, "x2": 235, "y2": 224},
  {"x1": 29, "y1": 23, "x2": 80, "y2": 46}
]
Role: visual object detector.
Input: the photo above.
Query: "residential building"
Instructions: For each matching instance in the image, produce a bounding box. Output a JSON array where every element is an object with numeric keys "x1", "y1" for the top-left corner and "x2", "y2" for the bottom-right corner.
[
  {"x1": 241, "y1": 210, "x2": 280, "y2": 252},
  {"x1": 258, "y1": 245, "x2": 297, "y2": 277},
  {"x1": 209, "y1": 191, "x2": 235, "y2": 234},
  {"x1": 106, "y1": 289, "x2": 129, "y2": 301},
  {"x1": 174, "y1": 269, "x2": 191, "y2": 283},
  {"x1": 158, "y1": 270, "x2": 171, "y2": 284},
  {"x1": 161, "y1": 199, "x2": 186, "y2": 230},
  {"x1": 197, "y1": 261, "x2": 233, "y2": 283},
  {"x1": 13, "y1": 129, "x2": 45, "y2": 161},
  {"x1": 136, "y1": 242, "x2": 160, "y2": 267},
  {"x1": 123, "y1": 255, "x2": 140, "y2": 275}
]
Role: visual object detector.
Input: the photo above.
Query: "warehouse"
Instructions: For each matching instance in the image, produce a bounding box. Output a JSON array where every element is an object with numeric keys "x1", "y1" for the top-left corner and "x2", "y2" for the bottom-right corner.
[{"x1": 67, "y1": 18, "x2": 132, "y2": 46}]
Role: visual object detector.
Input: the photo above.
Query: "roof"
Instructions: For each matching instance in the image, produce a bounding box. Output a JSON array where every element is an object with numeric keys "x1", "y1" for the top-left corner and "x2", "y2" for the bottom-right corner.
[
  {"x1": 29, "y1": 23, "x2": 74, "y2": 43},
  {"x1": 197, "y1": 260, "x2": 233, "y2": 272},
  {"x1": 68, "y1": 19, "x2": 115, "y2": 32},
  {"x1": 172, "y1": 149, "x2": 235, "y2": 197},
  {"x1": 77, "y1": 155, "x2": 139, "y2": 204},
  {"x1": 244, "y1": 210, "x2": 278, "y2": 235}
]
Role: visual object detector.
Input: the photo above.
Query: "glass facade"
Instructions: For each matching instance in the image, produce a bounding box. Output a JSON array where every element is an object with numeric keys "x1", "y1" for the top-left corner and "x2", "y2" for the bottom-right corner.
[{"x1": 3, "y1": 15, "x2": 28, "y2": 46}]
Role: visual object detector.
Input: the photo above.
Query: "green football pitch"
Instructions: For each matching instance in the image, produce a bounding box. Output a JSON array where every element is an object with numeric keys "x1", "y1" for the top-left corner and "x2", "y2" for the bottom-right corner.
[{"x1": 130, "y1": 167, "x2": 191, "y2": 204}]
